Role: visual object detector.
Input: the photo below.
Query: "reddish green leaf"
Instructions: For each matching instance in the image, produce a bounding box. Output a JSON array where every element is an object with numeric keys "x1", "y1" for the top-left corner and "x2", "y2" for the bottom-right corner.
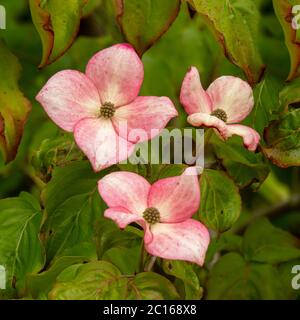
[
  {"x1": 49, "y1": 261, "x2": 179, "y2": 300},
  {"x1": 263, "y1": 109, "x2": 300, "y2": 167},
  {"x1": 273, "y1": 0, "x2": 300, "y2": 80},
  {"x1": 29, "y1": 0, "x2": 88, "y2": 67},
  {"x1": 198, "y1": 169, "x2": 242, "y2": 232},
  {"x1": 279, "y1": 76, "x2": 300, "y2": 110},
  {"x1": 190, "y1": 0, "x2": 265, "y2": 85},
  {"x1": 0, "y1": 40, "x2": 31, "y2": 164},
  {"x1": 114, "y1": 0, "x2": 181, "y2": 56}
]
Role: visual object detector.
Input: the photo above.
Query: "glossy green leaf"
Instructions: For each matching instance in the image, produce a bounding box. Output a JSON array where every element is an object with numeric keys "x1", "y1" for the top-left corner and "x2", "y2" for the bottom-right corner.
[
  {"x1": 127, "y1": 272, "x2": 180, "y2": 300},
  {"x1": 114, "y1": 0, "x2": 181, "y2": 56},
  {"x1": 0, "y1": 40, "x2": 31, "y2": 164},
  {"x1": 245, "y1": 75, "x2": 282, "y2": 136},
  {"x1": 82, "y1": 0, "x2": 102, "y2": 17},
  {"x1": 279, "y1": 76, "x2": 300, "y2": 110},
  {"x1": 273, "y1": 0, "x2": 300, "y2": 80},
  {"x1": 211, "y1": 135, "x2": 269, "y2": 188},
  {"x1": 243, "y1": 218, "x2": 300, "y2": 264},
  {"x1": 162, "y1": 260, "x2": 202, "y2": 300},
  {"x1": 31, "y1": 135, "x2": 84, "y2": 182},
  {"x1": 26, "y1": 256, "x2": 91, "y2": 299},
  {"x1": 190, "y1": 0, "x2": 265, "y2": 84},
  {"x1": 29, "y1": 0, "x2": 88, "y2": 67},
  {"x1": 96, "y1": 226, "x2": 141, "y2": 259},
  {"x1": 102, "y1": 246, "x2": 140, "y2": 275},
  {"x1": 207, "y1": 253, "x2": 285, "y2": 300},
  {"x1": 155, "y1": 164, "x2": 188, "y2": 180},
  {"x1": 41, "y1": 161, "x2": 112, "y2": 263},
  {"x1": 49, "y1": 261, "x2": 179, "y2": 300},
  {"x1": 0, "y1": 193, "x2": 44, "y2": 298},
  {"x1": 49, "y1": 261, "x2": 128, "y2": 299},
  {"x1": 206, "y1": 233, "x2": 243, "y2": 262},
  {"x1": 198, "y1": 169, "x2": 242, "y2": 232},
  {"x1": 263, "y1": 109, "x2": 300, "y2": 167}
]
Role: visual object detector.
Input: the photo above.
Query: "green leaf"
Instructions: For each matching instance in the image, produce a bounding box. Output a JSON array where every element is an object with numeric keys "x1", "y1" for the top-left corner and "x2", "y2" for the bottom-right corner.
[
  {"x1": 263, "y1": 109, "x2": 300, "y2": 167},
  {"x1": 82, "y1": 0, "x2": 102, "y2": 17},
  {"x1": 279, "y1": 76, "x2": 300, "y2": 110},
  {"x1": 207, "y1": 253, "x2": 284, "y2": 300},
  {"x1": 127, "y1": 272, "x2": 180, "y2": 300},
  {"x1": 191, "y1": 0, "x2": 265, "y2": 84},
  {"x1": 198, "y1": 169, "x2": 241, "y2": 232},
  {"x1": 41, "y1": 161, "x2": 112, "y2": 263},
  {"x1": 206, "y1": 233, "x2": 243, "y2": 262},
  {"x1": 29, "y1": 0, "x2": 88, "y2": 67},
  {"x1": 243, "y1": 218, "x2": 300, "y2": 264},
  {"x1": 273, "y1": 0, "x2": 300, "y2": 80},
  {"x1": 114, "y1": 0, "x2": 181, "y2": 56},
  {"x1": 31, "y1": 135, "x2": 84, "y2": 182},
  {"x1": 96, "y1": 226, "x2": 141, "y2": 259},
  {"x1": 0, "y1": 193, "x2": 44, "y2": 298},
  {"x1": 26, "y1": 256, "x2": 91, "y2": 299},
  {"x1": 102, "y1": 246, "x2": 140, "y2": 275},
  {"x1": 139, "y1": 3, "x2": 220, "y2": 127},
  {"x1": 49, "y1": 261, "x2": 128, "y2": 299},
  {"x1": 162, "y1": 260, "x2": 203, "y2": 300},
  {"x1": 245, "y1": 75, "x2": 282, "y2": 136},
  {"x1": 0, "y1": 40, "x2": 31, "y2": 164},
  {"x1": 211, "y1": 135, "x2": 269, "y2": 188},
  {"x1": 49, "y1": 261, "x2": 179, "y2": 300},
  {"x1": 156, "y1": 164, "x2": 188, "y2": 180}
]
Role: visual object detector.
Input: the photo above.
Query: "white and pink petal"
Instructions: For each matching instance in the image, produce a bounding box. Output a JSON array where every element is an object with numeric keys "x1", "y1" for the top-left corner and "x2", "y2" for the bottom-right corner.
[
  {"x1": 98, "y1": 171, "x2": 150, "y2": 215},
  {"x1": 148, "y1": 167, "x2": 200, "y2": 223},
  {"x1": 144, "y1": 219, "x2": 210, "y2": 266},
  {"x1": 85, "y1": 44, "x2": 144, "y2": 107},
  {"x1": 104, "y1": 207, "x2": 144, "y2": 229},
  {"x1": 113, "y1": 96, "x2": 178, "y2": 143},
  {"x1": 187, "y1": 113, "x2": 228, "y2": 138},
  {"x1": 226, "y1": 124, "x2": 260, "y2": 151},
  {"x1": 36, "y1": 70, "x2": 100, "y2": 132},
  {"x1": 207, "y1": 76, "x2": 254, "y2": 123},
  {"x1": 74, "y1": 118, "x2": 135, "y2": 172},
  {"x1": 180, "y1": 67, "x2": 212, "y2": 115}
]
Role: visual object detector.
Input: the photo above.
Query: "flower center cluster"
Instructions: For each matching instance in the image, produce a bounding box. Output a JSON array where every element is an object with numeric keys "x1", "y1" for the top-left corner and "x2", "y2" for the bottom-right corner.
[
  {"x1": 211, "y1": 108, "x2": 227, "y2": 122},
  {"x1": 100, "y1": 102, "x2": 115, "y2": 119},
  {"x1": 143, "y1": 207, "x2": 160, "y2": 224}
]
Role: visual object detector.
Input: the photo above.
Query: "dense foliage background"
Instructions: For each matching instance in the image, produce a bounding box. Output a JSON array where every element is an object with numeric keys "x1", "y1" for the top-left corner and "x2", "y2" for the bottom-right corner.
[{"x1": 0, "y1": 0, "x2": 300, "y2": 300}]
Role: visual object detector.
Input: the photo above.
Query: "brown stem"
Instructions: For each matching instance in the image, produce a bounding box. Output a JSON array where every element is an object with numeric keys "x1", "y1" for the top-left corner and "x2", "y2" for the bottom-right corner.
[
  {"x1": 144, "y1": 256, "x2": 157, "y2": 272},
  {"x1": 235, "y1": 194, "x2": 300, "y2": 234}
]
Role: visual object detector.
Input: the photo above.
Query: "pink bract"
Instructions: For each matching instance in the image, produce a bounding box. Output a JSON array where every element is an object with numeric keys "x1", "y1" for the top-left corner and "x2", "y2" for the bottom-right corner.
[
  {"x1": 98, "y1": 167, "x2": 210, "y2": 266},
  {"x1": 36, "y1": 44, "x2": 178, "y2": 171},
  {"x1": 180, "y1": 66, "x2": 260, "y2": 151}
]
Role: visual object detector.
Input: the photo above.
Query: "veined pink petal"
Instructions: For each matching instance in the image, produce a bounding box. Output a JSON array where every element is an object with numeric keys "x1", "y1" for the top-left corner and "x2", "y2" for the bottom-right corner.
[
  {"x1": 104, "y1": 207, "x2": 144, "y2": 229},
  {"x1": 85, "y1": 44, "x2": 144, "y2": 107},
  {"x1": 145, "y1": 219, "x2": 210, "y2": 266},
  {"x1": 148, "y1": 167, "x2": 200, "y2": 223},
  {"x1": 74, "y1": 118, "x2": 135, "y2": 171},
  {"x1": 180, "y1": 66, "x2": 212, "y2": 115},
  {"x1": 98, "y1": 171, "x2": 150, "y2": 215},
  {"x1": 36, "y1": 70, "x2": 100, "y2": 132},
  {"x1": 187, "y1": 113, "x2": 228, "y2": 138},
  {"x1": 113, "y1": 96, "x2": 178, "y2": 143},
  {"x1": 226, "y1": 124, "x2": 260, "y2": 151},
  {"x1": 207, "y1": 76, "x2": 254, "y2": 123}
]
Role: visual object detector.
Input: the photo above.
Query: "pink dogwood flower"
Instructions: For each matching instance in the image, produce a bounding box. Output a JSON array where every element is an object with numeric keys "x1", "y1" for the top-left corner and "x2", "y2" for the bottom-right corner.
[
  {"x1": 180, "y1": 67, "x2": 260, "y2": 151},
  {"x1": 36, "y1": 44, "x2": 178, "y2": 171},
  {"x1": 98, "y1": 167, "x2": 210, "y2": 266}
]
